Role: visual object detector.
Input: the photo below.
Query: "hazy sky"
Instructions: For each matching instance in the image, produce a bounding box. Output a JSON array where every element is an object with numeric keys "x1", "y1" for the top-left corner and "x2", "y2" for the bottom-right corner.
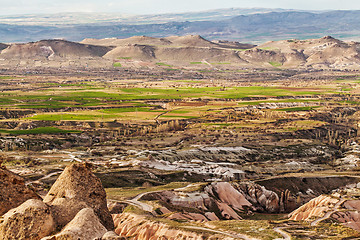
[{"x1": 1, "y1": 0, "x2": 360, "y2": 15}]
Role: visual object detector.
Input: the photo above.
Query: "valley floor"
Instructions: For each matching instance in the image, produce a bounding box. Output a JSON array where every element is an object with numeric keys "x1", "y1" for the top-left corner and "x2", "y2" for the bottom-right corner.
[{"x1": 2, "y1": 67, "x2": 360, "y2": 239}]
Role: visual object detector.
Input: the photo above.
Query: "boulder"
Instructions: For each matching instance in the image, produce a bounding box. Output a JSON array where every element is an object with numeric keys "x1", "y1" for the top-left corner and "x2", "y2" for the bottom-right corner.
[
  {"x1": 43, "y1": 163, "x2": 114, "y2": 230},
  {"x1": 0, "y1": 166, "x2": 40, "y2": 216},
  {"x1": 42, "y1": 208, "x2": 107, "y2": 240},
  {"x1": 0, "y1": 199, "x2": 55, "y2": 240}
]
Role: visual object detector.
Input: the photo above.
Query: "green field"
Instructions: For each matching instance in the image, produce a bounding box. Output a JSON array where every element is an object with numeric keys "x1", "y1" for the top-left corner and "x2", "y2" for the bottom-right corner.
[
  {"x1": 275, "y1": 106, "x2": 321, "y2": 112},
  {"x1": 113, "y1": 62, "x2": 122, "y2": 67},
  {"x1": 156, "y1": 62, "x2": 172, "y2": 67},
  {"x1": 0, "y1": 127, "x2": 80, "y2": 135},
  {"x1": 269, "y1": 61, "x2": 282, "y2": 67},
  {"x1": 0, "y1": 82, "x2": 338, "y2": 122}
]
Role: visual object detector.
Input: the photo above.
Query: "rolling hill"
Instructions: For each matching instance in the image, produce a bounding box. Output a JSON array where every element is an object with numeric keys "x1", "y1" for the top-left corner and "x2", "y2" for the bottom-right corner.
[
  {"x1": 1, "y1": 35, "x2": 360, "y2": 70},
  {"x1": 0, "y1": 39, "x2": 112, "y2": 59}
]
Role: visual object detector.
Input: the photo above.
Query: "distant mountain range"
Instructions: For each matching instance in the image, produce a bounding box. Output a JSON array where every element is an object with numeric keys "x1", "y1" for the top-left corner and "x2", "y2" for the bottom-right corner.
[{"x1": 0, "y1": 8, "x2": 360, "y2": 43}]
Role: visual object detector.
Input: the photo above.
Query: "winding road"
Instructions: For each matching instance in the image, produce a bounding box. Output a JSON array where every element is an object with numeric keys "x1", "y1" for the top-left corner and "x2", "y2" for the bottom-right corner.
[
  {"x1": 273, "y1": 227, "x2": 291, "y2": 240},
  {"x1": 111, "y1": 191, "x2": 161, "y2": 214},
  {"x1": 26, "y1": 170, "x2": 62, "y2": 186}
]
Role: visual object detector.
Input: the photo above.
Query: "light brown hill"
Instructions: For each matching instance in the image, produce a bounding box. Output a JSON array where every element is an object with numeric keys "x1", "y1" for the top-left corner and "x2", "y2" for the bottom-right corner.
[
  {"x1": 164, "y1": 35, "x2": 219, "y2": 48},
  {"x1": 82, "y1": 35, "x2": 255, "y2": 50},
  {"x1": 103, "y1": 44, "x2": 156, "y2": 60},
  {"x1": 82, "y1": 35, "x2": 172, "y2": 47},
  {"x1": 250, "y1": 36, "x2": 360, "y2": 69},
  {"x1": 2, "y1": 35, "x2": 359, "y2": 70},
  {"x1": 0, "y1": 39, "x2": 112, "y2": 59},
  {"x1": 155, "y1": 46, "x2": 246, "y2": 63}
]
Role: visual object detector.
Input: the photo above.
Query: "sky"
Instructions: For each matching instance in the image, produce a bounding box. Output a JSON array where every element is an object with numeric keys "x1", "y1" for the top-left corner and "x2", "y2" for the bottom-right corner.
[{"x1": 0, "y1": 0, "x2": 360, "y2": 15}]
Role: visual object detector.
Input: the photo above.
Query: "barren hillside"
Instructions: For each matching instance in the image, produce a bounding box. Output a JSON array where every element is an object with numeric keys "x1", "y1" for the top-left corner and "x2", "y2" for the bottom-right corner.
[
  {"x1": 1, "y1": 35, "x2": 360, "y2": 70},
  {"x1": 0, "y1": 39, "x2": 112, "y2": 59}
]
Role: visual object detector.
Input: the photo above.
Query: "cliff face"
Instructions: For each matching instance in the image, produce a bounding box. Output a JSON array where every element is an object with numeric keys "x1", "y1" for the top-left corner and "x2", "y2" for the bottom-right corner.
[{"x1": 113, "y1": 213, "x2": 234, "y2": 240}]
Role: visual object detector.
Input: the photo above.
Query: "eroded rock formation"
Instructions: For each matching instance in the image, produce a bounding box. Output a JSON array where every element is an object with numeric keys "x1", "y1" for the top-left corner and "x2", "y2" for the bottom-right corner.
[
  {"x1": 113, "y1": 213, "x2": 231, "y2": 240},
  {"x1": 43, "y1": 163, "x2": 114, "y2": 230},
  {"x1": 288, "y1": 195, "x2": 339, "y2": 221},
  {"x1": 0, "y1": 199, "x2": 55, "y2": 240},
  {"x1": 42, "y1": 208, "x2": 107, "y2": 240},
  {"x1": 0, "y1": 166, "x2": 40, "y2": 215},
  {"x1": 0, "y1": 163, "x2": 116, "y2": 240},
  {"x1": 142, "y1": 181, "x2": 305, "y2": 222}
]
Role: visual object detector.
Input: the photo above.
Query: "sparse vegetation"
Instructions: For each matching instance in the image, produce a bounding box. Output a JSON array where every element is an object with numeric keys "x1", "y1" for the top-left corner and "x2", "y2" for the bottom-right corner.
[
  {"x1": 0, "y1": 127, "x2": 80, "y2": 135},
  {"x1": 106, "y1": 182, "x2": 190, "y2": 200},
  {"x1": 113, "y1": 62, "x2": 122, "y2": 67},
  {"x1": 269, "y1": 61, "x2": 282, "y2": 67},
  {"x1": 156, "y1": 62, "x2": 172, "y2": 67},
  {"x1": 210, "y1": 220, "x2": 282, "y2": 240}
]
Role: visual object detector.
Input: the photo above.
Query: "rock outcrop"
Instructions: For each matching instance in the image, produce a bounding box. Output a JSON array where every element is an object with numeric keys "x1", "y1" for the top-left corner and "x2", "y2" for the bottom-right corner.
[
  {"x1": 234, "y1": 182, "x2": 280, "y2": 213},
  {"x1": 288, "y1": 195, "x2": 339, "y2": 221},
  {"x1": 288, "y1": 186, "x2": 360, "y2": 232},
  {"x1": 256, "y1": 176, "x2": 358, "y2": 212},
  {"x1": 205, "y1": 182, "x2": 252, "y2": 211},
  {"x1": 42, "y1": 208, "x2": 107, "y2": 240},
  {"x1": 0, "y1": 166, "x2": 40, "y2": 215},
  {"x1": 0, "y1": 163, "x2": 117, "y2": 240},
  {"x1": 43, "y1": 163, "x2": 114, "y2": 230},
  {"x1": 332, "y1": 200, "x2": 360, "y2": 231},
  {"x1": 143, "y1": 180, "x2": 308, "y2": 222},
  {"x1": 0, "y1": 199, "x2": 55, "y2": 240}
]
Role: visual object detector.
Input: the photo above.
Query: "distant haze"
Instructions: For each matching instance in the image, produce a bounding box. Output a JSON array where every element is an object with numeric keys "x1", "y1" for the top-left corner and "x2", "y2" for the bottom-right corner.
[{"x1": 1, "y1": 0, "x2": 360, "y2": 15}]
